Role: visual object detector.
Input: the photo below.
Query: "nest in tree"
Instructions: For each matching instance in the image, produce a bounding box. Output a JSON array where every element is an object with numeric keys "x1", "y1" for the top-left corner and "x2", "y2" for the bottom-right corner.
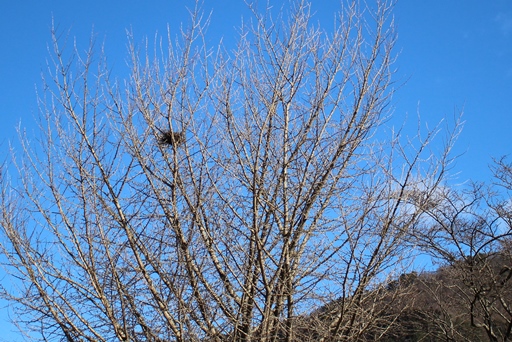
[{"x1": 159, "y1": 130, "x2": 185, "y2": 147}]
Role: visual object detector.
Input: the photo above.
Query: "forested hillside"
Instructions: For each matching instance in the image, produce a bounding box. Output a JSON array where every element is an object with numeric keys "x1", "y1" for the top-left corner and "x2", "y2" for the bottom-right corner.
[{"x1": 299, "y1": 246, "x2": 512, "y2": 342}]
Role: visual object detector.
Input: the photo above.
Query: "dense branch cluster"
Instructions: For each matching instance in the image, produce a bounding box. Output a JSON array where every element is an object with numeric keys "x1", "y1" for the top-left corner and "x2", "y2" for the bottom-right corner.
[{"x1": 0, "y1": 1, "x2": 510, "y2": 341}]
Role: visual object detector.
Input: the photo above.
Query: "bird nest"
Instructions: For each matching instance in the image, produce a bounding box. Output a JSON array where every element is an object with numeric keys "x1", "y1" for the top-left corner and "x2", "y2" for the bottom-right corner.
[{"x1": 159, "y1": 130, "x2": 185, "y2": 147}]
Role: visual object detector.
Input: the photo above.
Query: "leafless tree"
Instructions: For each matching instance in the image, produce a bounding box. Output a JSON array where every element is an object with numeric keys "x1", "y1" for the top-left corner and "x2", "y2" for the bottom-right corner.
[
  {"x1": 411, "y1": 160, "x2": 512, "y2": 341},
  {"x1": 0, "y1": 1, "x2": 460, "y2": 341}
]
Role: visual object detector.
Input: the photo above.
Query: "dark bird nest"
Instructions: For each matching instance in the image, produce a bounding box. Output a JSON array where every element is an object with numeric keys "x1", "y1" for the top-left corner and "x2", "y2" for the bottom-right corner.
[{"x1": 159, "y1": 130, "x2": 185, "y2": 147}]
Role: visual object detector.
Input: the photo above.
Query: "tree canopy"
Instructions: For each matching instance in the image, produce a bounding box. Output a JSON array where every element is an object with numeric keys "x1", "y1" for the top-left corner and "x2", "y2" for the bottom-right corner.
[{"x1": 1, "y1": 1, "x2": 510, "y2": 341}]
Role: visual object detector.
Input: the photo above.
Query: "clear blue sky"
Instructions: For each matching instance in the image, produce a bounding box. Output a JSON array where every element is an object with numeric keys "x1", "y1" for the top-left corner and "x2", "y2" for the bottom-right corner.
[
  {"x1": 1, "y1": 1, "x2": 511, "y2": 183},
  {"x1": 0, "y1": 0, "x2": 511, "y2": 339}
]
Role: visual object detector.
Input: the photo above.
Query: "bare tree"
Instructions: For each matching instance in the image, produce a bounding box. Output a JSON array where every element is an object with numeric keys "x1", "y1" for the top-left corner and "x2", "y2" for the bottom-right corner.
[
  {"x1": 411, "y1": 161, "x2": 512, "y2": 341},
  {"x1": 0, "y1": 1, "x2": 460, "y2": 341}
]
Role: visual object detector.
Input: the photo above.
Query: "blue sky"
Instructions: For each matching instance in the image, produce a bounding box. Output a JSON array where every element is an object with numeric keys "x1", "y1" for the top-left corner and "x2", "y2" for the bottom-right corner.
[
  {"x1": 1, "y1": 1, "x2": 511, "y2": 184},
  {"x1": 0, "y1": 0, "x2": 511, "y2": 339}
]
